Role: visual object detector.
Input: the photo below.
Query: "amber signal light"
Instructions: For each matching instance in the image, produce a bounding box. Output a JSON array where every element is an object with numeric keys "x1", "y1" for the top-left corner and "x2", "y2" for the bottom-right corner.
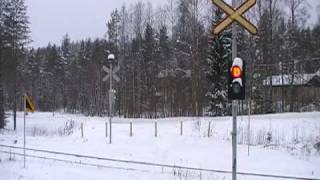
[{"x1": 231, "y1": 66, "x2": 242, "y2": 78}]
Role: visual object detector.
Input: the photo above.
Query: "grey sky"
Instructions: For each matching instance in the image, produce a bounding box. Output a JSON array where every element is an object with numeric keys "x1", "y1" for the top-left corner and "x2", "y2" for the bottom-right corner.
[
  {"x1": 26, "y1": 0, "x2": 164, "y2": 48},
  {"x1": 26, "y1": 0, "x2": 319, "y2": 48}
]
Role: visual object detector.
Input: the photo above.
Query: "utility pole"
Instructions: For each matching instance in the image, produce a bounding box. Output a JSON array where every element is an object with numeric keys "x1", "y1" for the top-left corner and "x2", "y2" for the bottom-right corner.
[{"x1": 232, "y1": 0, "x2": 238, "y2": 179}]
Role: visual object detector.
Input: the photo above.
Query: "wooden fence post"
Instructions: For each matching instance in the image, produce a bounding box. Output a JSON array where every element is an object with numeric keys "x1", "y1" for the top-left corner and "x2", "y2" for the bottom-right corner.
[
  {"x1": 208, "y1": 121, "x2": 211, "y2": 138},
  {"x1": 180, "y1": 121, "x2": 183, "y2": 136},
  {"x1": 130, "y1": 121, "x2": 133, "y2": 137},
  {"x1": 81, "y1": 123, "x2": 84, "y2": 138},
  {"x1": 106, "y1": 122, "x2": 108, "y2": 138},
  {"x1": 155, "y1": 121, "x2": 158, "y2": 137}
]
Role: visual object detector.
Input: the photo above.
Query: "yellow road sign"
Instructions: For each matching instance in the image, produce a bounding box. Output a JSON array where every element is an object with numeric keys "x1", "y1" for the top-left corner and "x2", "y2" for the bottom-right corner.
[
  {"x1": 212, "y1": 0, "x2": 257, "y2": 35},
  {"x1": 25, "y1": 95, "x2": 35, "y2": 113}
]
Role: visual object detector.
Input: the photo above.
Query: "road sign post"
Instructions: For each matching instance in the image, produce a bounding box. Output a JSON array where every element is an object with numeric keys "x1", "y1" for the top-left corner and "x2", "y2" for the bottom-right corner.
[
  {"x1": 23, "y1": 94, "x2": 35, "y2": 168},
  {"x1": 212, "y1": 0, "x2": 257, "y2": 180},
  {"x1": 23, "y1": 95, "x2": 26, "y2": 168}
]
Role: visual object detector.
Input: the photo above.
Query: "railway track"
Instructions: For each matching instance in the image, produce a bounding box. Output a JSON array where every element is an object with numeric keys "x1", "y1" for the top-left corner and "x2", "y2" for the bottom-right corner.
[{"x1": 0, "y1": 144, "x2": 319, "y2": 180}]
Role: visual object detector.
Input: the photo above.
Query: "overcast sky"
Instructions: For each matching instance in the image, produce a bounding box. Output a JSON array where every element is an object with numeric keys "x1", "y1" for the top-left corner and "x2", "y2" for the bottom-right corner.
[{"x1": 26, "y1": 0, "x2": 319, "y2": 48}]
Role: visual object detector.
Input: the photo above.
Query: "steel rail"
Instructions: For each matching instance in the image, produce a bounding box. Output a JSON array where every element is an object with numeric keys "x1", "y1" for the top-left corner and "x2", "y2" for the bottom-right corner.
[
  {"x1": 0, "y1": 144, "x2": 319, "y2": 180},
  {"x1": 0, "y1": 150, "x2": 149, "y2": 173}
]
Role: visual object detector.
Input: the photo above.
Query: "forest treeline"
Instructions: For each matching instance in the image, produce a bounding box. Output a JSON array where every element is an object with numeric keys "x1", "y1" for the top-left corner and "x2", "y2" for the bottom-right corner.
[{"x1": 1, "y1": 0, "x2": 320, "y2": 128}]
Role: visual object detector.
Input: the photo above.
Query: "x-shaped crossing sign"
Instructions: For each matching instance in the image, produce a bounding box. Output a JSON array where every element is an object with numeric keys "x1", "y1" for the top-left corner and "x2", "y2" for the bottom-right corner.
[
  {"x1": 103, "y1": 65, "x2": 120, "y2": 82},
  {"x1": 212, "y1": 0, "x2": 257, "y2": 35}
]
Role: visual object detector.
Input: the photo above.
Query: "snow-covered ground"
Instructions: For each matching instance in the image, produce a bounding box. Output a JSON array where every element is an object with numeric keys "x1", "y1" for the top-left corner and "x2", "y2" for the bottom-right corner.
[{"x1": 0, "y1": 112, "x2": 320, "y2": 180}]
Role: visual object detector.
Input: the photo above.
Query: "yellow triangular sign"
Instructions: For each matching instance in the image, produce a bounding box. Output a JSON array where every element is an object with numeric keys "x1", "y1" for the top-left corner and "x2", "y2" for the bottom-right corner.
[{"x1": 25, "y1": 95, "x2": 35, "y2": 113}]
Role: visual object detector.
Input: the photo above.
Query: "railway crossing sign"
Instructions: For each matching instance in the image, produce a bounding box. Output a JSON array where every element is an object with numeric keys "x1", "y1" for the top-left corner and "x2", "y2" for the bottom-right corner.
[
  {"x1": 212, "y1": 0, "x2": 257, "y2": 35},
  {"x1": 103, "y1": 65, "x2": 120, "y2": 82}
]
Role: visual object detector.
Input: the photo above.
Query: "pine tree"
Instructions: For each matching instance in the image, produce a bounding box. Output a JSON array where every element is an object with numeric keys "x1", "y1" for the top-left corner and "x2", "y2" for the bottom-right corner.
[
  {"x1": 21, "y1": 48, "x2": 40, "y2": 102},
  {"x1": 3, "y1": 0, "x2": 30, "y2": 130},
  {"x1": 158, "y1": 25, "x2": 173, "y2": 116},
  {"x1": 253, "y1": 9, "x2": 272, "y2": 114},
  {"x1": 44, "y1": 45, "x2": 61, "y2": 111},
  {"x1": 174, "y1": 0, "x2": 193, "y2": 116},
  {"x1": 76, "y1": 40, "x2": 90, "y2": 114},
  {"x1": 206, "y1": 8, "x2": 231, "y2": 116},
  {"x1": 61, "y1": 34, "x2": 71, "y2": 112},
  {"x1": 0, "y1": 0, "x2": 7, "y2": 128},
  {"x1": 107, "y1": 9, "x2": 121, "y2": 116},
  {"x1": 142, "y1": 23, "x2": 156, "y2": 116},
  {"x1": 117, "y1": 5, "x2": 130, "y2": 117},
  {"x1": 312, "y1": 22, "x2": 320, "y2": 57},
  {"x1": 107, "y1": 9, "x2": 121, "y2": 51}
]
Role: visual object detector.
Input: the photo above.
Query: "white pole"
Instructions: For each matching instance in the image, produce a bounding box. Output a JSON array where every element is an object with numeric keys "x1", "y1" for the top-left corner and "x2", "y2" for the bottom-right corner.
[{"x1": 23, "y1": 94, "x2": 26, "y2": 168}]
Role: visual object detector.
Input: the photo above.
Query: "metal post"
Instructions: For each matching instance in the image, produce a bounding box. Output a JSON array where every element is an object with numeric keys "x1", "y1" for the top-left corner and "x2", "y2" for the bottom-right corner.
[
  {"x1": 232, "y1": 100, "x2": 238, "y2": 180},
  {"x1": 247, "y1": 99, "x2": 251, "y2": 156},
  {"x1": 232, "y1": 0, "x2": 238, "y2": 179},
  {"x1": 109, "y1": 63, "x2": 113, "y2": 144},
  {"x1": 23, "y1": 94, "x2": 26, "y2": 168}
]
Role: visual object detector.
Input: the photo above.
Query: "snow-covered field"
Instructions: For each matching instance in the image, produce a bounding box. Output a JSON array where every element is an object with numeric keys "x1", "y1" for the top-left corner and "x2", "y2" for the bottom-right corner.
[{"x1": 0, "y1": 112, "x2": 320, "y2": 180}]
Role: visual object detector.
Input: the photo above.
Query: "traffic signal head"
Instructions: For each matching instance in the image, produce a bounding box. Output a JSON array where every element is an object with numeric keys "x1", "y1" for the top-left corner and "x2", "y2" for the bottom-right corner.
[
  {"x1": 231, "y1": 66, "x2": 242, "y2": 78},
  {"x1": 228, "y1": 57, "x2": 246, "y2": 100}
]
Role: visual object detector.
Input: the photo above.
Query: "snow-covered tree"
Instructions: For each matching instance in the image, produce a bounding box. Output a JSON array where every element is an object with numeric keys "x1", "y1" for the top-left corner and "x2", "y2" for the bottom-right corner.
[
  {"x1": 157, "y1": 25, "x2": 174, "y2": 116},
  {"x1": 0, "y1": 0, "x2": 319, "y2": 118},
  {"x1": 206, "y1": 8, "x2": 231, "y2": 116},
  {"x1": 0, "y1": 0, "x2": 6, "y2": 128},
  {"x1": 2, "y1": 0, "x2": 30, "y2": 130},
  {"x1": 174, "y1": 0, "x2": 193, "y2": 116},
  {"x1": 107, "y1": 9, "x2": 121, "y2": 53},
  {"x1": 61, "y1": 34, "x2": 72, "y2": 112}
]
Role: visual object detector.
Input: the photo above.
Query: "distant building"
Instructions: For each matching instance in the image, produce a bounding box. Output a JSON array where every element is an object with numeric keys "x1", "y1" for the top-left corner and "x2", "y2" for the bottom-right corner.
[{"x1": 263, "y1": 69, "x2": 320, "y2": 111}]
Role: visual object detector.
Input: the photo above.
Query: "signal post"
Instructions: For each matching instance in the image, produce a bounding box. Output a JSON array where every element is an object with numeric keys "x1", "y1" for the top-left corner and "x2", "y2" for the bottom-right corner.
[
  {"x1": 103, "y1": 54, "x2": 120, "y2": 144},
  {"x1": 212, "y1": 0, "x2": 256, "y2": 179}
]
